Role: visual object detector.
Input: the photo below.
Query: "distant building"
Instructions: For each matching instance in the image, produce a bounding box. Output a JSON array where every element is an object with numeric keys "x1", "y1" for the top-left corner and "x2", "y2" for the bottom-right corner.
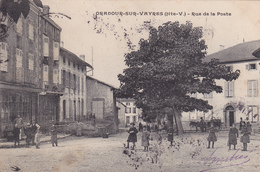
[
  {"x1": 116, "y1": 100, "x2": 126, "y2": 128},
  {"x1": 182, "y1": 40, "x2": 260, "y2": 129},
  {"x1": 59, "y1": 47, "x2": 92, "y2": 122},
  {"x1": 118, "y1": 98, "x2": 142, "y2": 126},
  {"x1": 86, "y1": 76, "x2": 119, "y2": 133}
]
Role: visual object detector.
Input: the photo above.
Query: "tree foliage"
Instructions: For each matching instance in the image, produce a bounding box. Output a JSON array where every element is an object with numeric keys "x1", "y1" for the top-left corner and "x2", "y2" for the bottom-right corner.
[{"x1": 116, "y1": 21, "x2": 240, "y2": 128}]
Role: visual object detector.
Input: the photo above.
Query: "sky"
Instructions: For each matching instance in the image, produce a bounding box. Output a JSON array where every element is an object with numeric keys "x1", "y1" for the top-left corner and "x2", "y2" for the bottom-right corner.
[{"x1": 41, "y1": 0, "x2": 260, "y2": 87}]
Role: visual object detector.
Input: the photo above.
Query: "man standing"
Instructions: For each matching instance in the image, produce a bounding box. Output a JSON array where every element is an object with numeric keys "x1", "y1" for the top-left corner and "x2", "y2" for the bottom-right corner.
[
  {"x1": 14, "y1": 115, "x2": 23, "y2": 140},
  {"x1": 31, "y1": 120, "x2": 40, "y2": 145}
]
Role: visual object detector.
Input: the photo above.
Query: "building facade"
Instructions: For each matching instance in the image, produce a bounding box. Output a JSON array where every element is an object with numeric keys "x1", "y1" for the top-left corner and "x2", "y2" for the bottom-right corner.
[
  {"x1": 86, "y1": 76, "x2": 118, "y2": 133},
  {"x1": 182, "y1": 40, "x2": 260, "y2": 128},
  {"x1": 59, "y1": 48, "x2": 92, "y2": 122},
  {"x1": 0, "y1": 1, "x2": 44, "y2": 136},
  {"x1": 118, "y1": 98, "x2": 142, "y2": 126}
]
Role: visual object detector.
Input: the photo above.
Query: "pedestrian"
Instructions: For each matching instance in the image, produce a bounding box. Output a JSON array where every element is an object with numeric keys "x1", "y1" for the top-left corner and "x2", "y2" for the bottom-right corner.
[
  {"x1": 167, "y1": 126, "x2": 174, "y2": 146},
  {"x1": 138, "y1": 122, "x2": 143, "y2": 132},
  {"x1": 13, "y1": 124, "x2": 20, "y2": 148},
  {"x1": 240, "y1": 122, "x2": 251, "y2": 151},
  {"x1": 34, "y1": 125, "x2": 41, "y2": 149},
  {"x1": 31, "y1": 120, "x2": 39, "y2": 145},
  {"x1": 141, "y1": 126, "x2": 150, "y2": 151},
  {"x1": 200, "y1": 117, "x2": 206, "y2": 132},
  {"x1": 50, "y1": 124, "x2": 58, "y2": 147},
  {"x1": 126, "y1": 122, "x2": 138, "y2": 150},
  {"x1": 76, "y1": 121, "x2": 82, "y2": 136},
  {"x1": 14, "y1": 115, "x2": 23, "y2": 140},
  {"x1": 239, "y1": 117, "x2": 244, "y2": 131},
  {"x1": 207, "y1": 122, "x2": 217, "y2": 148},
  {"x1": 228, "y1": 123, "x2": 239, "y2": 150},
  {"x1": 24, "y1": 123, "x2": 32, "y2": 148}
]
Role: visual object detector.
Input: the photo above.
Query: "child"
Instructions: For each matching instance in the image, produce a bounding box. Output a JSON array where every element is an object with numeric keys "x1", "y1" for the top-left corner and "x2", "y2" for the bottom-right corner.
[
  {"x1": 51, "y1": 124, "x2": 58, "y2": 147},
  {"x1": 126, "y1": 122, "x2": 138, "y2": 150},
  {"x1": 207, "y1": 122, "x2": 217, "y2": 148},
  {"x1": 24, "y1": 123, "x2": 32, "y2": 148},
  {"x1": 240, "y1": 122, "x2": 251, "y2": 151},
  {"x1": 141, "y1": 126, "x2": 150, "y2": 151},
  {"x1": 167, "y1": 126, "x2": 174, "y2": 146},
  {"x1": 34, "y1": 125, "x2": 41, "y2": 149},
  {"x1": 13, "y1": 124, "x2": 20, "y2": 148},
  {"x1": 228, "y1": 123, "x2": 239, "y2": 150}
]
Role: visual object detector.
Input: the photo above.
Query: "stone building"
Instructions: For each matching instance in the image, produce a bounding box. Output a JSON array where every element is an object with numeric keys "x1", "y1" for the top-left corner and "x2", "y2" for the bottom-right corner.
[
  {"x1": 182, "y1": 40, "x2": 260, "y2": 129},
  {"x1": 86, "y1": 76, "x2": 119, "y2": 133},
  {"x1": 59, "y1": 47, "x2": 92, "y2": 122}
]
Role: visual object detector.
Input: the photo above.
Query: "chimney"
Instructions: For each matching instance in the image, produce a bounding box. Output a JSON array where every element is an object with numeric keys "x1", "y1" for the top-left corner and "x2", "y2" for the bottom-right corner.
[
  {"x1": 43, "y1": 5, "x2": 50, "y2": 17},
  {"x1": 79, "y1": 55, "x2": 85, "y2": 61}
]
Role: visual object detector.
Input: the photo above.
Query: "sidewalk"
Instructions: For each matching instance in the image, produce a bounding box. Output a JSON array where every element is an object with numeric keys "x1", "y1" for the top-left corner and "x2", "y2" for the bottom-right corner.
[{"x1": 0, "y1": 133, "x2": 71, "y2": 149}]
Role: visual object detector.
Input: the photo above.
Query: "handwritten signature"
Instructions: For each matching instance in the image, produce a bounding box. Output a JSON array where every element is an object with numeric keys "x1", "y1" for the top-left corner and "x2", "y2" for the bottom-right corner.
[{"x1": 201, "y1": 147, "x2": 253, "y2": 172}]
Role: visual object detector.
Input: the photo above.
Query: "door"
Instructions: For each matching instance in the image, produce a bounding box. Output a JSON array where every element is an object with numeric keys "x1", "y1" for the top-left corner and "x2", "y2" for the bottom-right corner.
[{"x1": 229, "y1": 111, "x2": 234, "y2": 126}]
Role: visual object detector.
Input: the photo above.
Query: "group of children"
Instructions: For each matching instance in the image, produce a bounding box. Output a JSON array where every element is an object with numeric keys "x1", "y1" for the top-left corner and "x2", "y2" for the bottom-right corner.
[
  {"x1": 126, "y1": 122, "x2": 174, "y2": 151},
  {"x1": 127, "y1": 118, "x2": 252, "y2": 152},
  {"x1": 207, "y1": 118, "x2": 252, "y2": 151},
  {"x1": 12, "y1": 119, "x2": 59, "y2": 149}
]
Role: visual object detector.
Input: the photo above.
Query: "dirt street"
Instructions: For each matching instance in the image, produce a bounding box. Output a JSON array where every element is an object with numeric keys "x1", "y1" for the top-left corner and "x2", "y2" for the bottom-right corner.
[{"x1": 0, "y1": 129, "x2": 260, "y2": 172}]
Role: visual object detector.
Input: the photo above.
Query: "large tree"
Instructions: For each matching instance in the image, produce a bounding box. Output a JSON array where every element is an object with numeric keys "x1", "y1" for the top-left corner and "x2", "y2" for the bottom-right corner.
[{"x1": 116, "y1": 21, "x2": 240, "y2": 135}]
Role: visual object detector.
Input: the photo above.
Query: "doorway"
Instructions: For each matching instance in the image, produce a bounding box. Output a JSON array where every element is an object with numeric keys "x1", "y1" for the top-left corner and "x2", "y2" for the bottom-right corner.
[{"x1": 225, "y1": 106, "x2": 235, "y2": 127}]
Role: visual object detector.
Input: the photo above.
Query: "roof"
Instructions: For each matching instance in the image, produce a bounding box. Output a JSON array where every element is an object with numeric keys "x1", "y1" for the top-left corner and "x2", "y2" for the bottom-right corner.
[
  {"x1": 86, "y1": 76, "x2": 118, "y2": 89},
  {"x1": 60, "y1": 47, "x2": 93, "y2": 68},
  {"x1": 204, "y1": 40, "x2": 260, "y2": 63}
]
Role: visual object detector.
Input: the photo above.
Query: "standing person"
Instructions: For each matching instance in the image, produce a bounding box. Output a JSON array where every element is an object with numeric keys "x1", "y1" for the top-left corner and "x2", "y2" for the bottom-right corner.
[
  {"x1": 200, "y1": 117, "x2": 206, "y2": 132},
  {"x1": 14, "y1": 115, "x2": 23, "y2": 140},
  {"x1": 138, "y1": 122, "x2": 143, "y2": 132},
  {"x1": 141, "y1": 126, "x2": 150, "y2": 151},
  {"x1": 13, "y1": 124, "x2": 20, "y2": 148},
  {"x1": 228, "y1": 123, "x2": 239, "y2": 150},
  {"x1": 240, "y1": 122, "x2": 251, "y2": 151},
  {"x1": 31, "y1": 120, "x2": 39, "y2": 145},
  {"x1": 34, "y1": 124, "x2": 41, "y2": 149},
  {"x1": 239, "y1": 118, "x2": 244, "y2": 131},
  {"x1": 207, "y1": 123, "x2": 217, "y2": 148},
  {"x1": 24, "y1": 123, "x2": 32, "y2": 148},
  {"x1": 126, "y1": 122, "x2": 138, "y2": 150},
  {"x1": 167, "y1": 126, "x2": 174, "y2": 146},
  {"x1": 50, "y1": 124, "x2": 58, "y2": 147}
]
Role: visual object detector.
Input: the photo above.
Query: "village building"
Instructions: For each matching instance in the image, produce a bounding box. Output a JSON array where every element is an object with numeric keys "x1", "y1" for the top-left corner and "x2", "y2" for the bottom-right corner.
[
  {"x1": 86, "y1": 76, "x2": 119, "y2": 134},
  {"x1": 59, "y1": 48, "x2": 92, "y2": 122},
  {"x1": 182, "y1": 40, "x2": 260, "y2": 129},
  {"x1": 0, "y1": 1, "x2": 48, "y2": 136}
]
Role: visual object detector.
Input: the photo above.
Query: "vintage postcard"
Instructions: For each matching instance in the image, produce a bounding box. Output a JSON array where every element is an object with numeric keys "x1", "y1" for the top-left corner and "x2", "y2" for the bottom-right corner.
[{"x1": 0, "y1": 0, "x2": 260, "y2": 172}]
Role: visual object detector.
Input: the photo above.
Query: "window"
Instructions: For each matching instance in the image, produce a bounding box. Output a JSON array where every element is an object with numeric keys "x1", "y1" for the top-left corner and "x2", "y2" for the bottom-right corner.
[
  {"x1": 125, "y1": 107, "x2": 131, "y2": 113},
  {"x1": 248, "y1": 80, "x2": 257, "y2": 97},
  {"x1": 0, "y1": 42, "x2": 8, "y2": 72},
  {"x1": 28, "y1": 54, "x2": 34, "y2": 70},
  {"x1": 53, "y1": 69, "x2": 58, "y2": 84},
  {"x1": 16, "y1": 18, "x2": 23, "y2": 34},
  {"x1": 63, "y1": 57, "x2": 66, "y2": 64},
  {"x1": 53, "y1": 42, "x2": 59, "y2": 60},
  {"x1": 248, "y1": 106, "x2": 258, "y2": 122},
  {"x1": 126, "y1": 102, "x2": 130, "y2": 106},
  {"x1": 29, "y1": 21, "x2": 34, "y2": 40},
  {"x1": 133, "y1": 116, "x2": 136, "y2": 122},
  {"x1": 225, "y1": 81, "x2": 234, "y2": 97},
  {"x1": 43, "y1": 35, "x2": 49, "y2": 56},
  {"x1": 81, "y1": 77, "x2": 84, "y2": 93},
  {"x1": 246, "y1": 63, "x2": 257, "y2": 70},
  {"x1": 43, "y1": 65, "x2": 49, "y2": 82},
  {"x1": 203, "y1": 92, "x2": 213, "y2": 98},
  {"x1": 17, "y1": 35, "x2": 22, "y2": 49},
  {"x1": 133, "y1": 107, "x2": 136, "y2": 113},
  {"x1": 126, "y1": 116, "x2": 130, "y2": 123},
  {"x1": 62, "y1": 70, "x2": 66, "y2": 86},
  {"x1": 16, "y1": 49, "x2": 23, "y2": 68}
]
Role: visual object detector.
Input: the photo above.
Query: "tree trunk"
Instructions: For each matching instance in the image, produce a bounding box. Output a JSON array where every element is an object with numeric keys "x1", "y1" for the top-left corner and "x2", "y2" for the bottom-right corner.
[{"x1": 172, "y1": 106, "x2": 184, "y2": 135}]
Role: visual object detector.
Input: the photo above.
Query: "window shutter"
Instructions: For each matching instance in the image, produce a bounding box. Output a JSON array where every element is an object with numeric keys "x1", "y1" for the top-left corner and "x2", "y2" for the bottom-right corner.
[
  {"x1": 248, "y1": 81, "x2": 252, "y2": 96},
  {"x1": 43, "y1": 65, "x2": 49, "y2": 82},
  {"x1": 246, "y1": 64, "x2": 249, "y2": 70},
  {"x1": 253, "y1": 81, "x2": 257, "y2": 96},
  {"x1": 43, "y1": 35, "x2": 49, "y2": 57},
  {"x1": 225, "y1": 82, "x2": 229, "y2": 97},
  {"x1": 229, "y1": 82, "x2": 234, "y2": 97},
  {"x1": 53, "y1": 42, "x2": 59, "y2": 60}
]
